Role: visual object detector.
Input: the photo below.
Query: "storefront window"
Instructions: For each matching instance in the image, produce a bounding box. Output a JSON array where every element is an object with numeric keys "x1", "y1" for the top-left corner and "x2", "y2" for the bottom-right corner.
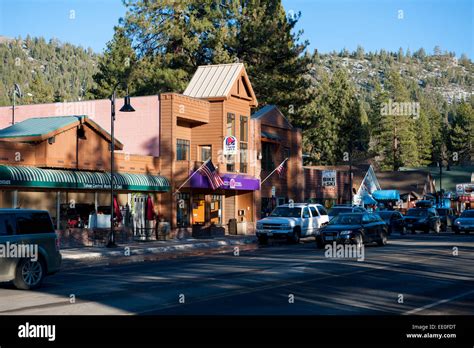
[
  {"x1": 199, "y1": 145, "x2": 212, "y2": 162},
  {"x1": 192, "y1": 194, "x2": 206, "y2": 224},
  {"x1": 210, "y1": 195, "x2": 223, "y2": 225},
  {"x1": 176, "y1": 139, "x2": 190, "y2": 161},
  {"x1": 176, "y1": 193, "x2": 190, "y2": 227}
]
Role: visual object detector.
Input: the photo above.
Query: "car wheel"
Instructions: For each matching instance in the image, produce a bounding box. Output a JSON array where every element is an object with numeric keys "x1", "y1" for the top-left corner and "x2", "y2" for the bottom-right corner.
[
  {"x1": 411, "y1": 228, "x2": 416, "y2": 235},
  {"x1": 377, "y1": 232, "x2": 388, "y2": 246},
  {"x1": 257, "y1": 236, "x2": 268, "y2": 245},
  {"x1": 454, "y1": 229, "x2": 460, "y2": 235},
  {"x1": 13, "y1": 258, "x2": 45, "y2": 290},
  {"x1": 434, "y1": 221, "x2": 441, "y2": 234},
  {"x1": 315, "y1": 235, "x2": 324, "y2": 249},
  {"x1": 423, "y1": 228, "x2": 429, "y2": 234},
  {"x1": 289, "y1": 227, "x2": 301, "y2": 244},
  {"x1": 400, "y1": 226, "x2": 406, "y2": 235}
]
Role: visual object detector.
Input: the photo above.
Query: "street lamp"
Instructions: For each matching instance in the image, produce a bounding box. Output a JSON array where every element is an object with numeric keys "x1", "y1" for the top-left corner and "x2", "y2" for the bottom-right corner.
[
  {"x1": 11, "y1": 84, "x2": 22, "y2": 125},
  {"x1": 106, "y1": 83, "x2": 135, "y2": 248}
]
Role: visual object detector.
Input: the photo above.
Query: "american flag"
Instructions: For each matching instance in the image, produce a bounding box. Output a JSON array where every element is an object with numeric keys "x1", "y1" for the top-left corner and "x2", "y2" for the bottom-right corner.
[
  {"x1": 276, "y1": 159, "x2": 287, "y2": 177},
  {"x1": 199, "y1": 160, "x2": 224, "y2": 190}
]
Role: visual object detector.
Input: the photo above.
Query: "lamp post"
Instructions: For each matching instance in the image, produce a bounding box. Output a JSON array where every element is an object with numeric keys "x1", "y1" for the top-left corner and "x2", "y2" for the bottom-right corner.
[
  {"x1": 106, "y1": 83, "x2": 135, "y2": 248},
  {"x1": 12, "y1": 84, "x2": 22, "y2": 125}
]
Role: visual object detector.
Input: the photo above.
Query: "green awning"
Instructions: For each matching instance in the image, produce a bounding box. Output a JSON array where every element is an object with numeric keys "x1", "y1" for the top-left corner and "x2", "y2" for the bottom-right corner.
[{"x1": 0, "y1": 165, "x2": 170, "y2": 192}]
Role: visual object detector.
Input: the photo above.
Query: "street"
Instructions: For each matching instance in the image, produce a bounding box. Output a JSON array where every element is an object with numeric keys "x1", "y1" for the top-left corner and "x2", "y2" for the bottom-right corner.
[{"x1": 0, "y1": 233, "x2": 473, "y2": 315}]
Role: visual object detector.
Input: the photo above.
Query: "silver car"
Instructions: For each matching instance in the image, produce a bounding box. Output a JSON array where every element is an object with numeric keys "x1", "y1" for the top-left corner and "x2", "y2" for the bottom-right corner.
[{"x1": 0, "y1": 209, "x2": 62, "y2": 289}]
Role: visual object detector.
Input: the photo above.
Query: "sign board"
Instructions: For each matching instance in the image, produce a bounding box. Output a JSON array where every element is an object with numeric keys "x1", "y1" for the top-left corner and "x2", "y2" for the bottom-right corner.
[
  {"x1": 322, "y1": 170, "x2": 337, "y2": 187},
  {"x1": 271, "y1": 186, "x2": 276, "y2": 197},
  {"x1": 223, "y1": 136, "x2": 238, "y2": 155},
  {"x1": 457, "y1": 183, "x2": 474, "y2": 195},
  {"x1": 229, "y1": 178, "x2": 236, "y2": 189}
]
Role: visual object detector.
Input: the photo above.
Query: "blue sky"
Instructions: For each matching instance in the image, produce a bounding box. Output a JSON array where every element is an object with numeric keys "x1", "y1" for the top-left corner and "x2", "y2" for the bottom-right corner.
[{"x1": 0, "y1": 0, "x2": 472, "y2": 57}]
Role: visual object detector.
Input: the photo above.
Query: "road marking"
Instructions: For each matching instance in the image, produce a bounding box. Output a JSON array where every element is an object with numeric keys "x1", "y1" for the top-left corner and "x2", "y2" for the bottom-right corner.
[{"x1": 403, "y1": 289, "x2": 474, "y2": 315}]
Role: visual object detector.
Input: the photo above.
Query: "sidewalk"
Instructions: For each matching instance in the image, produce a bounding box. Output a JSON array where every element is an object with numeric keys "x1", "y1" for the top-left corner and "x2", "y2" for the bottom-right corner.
[{"x1": 60, "y1": 235, "x2": 258, "y2": 270}]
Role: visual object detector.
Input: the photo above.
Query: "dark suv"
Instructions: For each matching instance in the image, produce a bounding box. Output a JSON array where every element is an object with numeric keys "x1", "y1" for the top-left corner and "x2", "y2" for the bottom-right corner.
[
  {"x1": 0, "y1": 209, "x2": 62, "y2": 289},
  {"x1": 404, "y1": 207, "x2": 441, "y2": 234}
]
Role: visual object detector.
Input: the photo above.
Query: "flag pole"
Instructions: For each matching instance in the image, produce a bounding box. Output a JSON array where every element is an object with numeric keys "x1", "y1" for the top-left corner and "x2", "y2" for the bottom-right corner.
[
  {"x1": 174, "y1": 158, "x2": 211, "y2": 195},
  {"x1": 261, "y1": 158, "x2": 288, "y2": 185}
]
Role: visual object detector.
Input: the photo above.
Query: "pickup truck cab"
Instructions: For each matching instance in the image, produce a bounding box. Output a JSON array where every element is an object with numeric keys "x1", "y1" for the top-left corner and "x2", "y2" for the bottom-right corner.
[{"x1": 256, "y1": 203, "x2": 330, "y2": 244}]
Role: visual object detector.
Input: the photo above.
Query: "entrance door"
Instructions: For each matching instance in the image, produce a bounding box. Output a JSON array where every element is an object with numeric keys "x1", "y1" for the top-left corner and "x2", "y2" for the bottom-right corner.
[{"x1": 192, "y1": 194, "x2": 206, "y2": 224}]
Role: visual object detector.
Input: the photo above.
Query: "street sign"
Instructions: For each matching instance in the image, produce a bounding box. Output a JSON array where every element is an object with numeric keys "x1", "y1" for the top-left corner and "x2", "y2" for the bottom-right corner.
[{"x1": 322, "y1": 170, "x2": 337, "y2": 187}]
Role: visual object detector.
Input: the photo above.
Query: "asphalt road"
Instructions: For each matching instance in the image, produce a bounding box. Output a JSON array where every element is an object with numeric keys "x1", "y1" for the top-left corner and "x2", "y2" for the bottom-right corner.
[{"x1": 0, "y1": 233, "x2": 473, "y2": 315}]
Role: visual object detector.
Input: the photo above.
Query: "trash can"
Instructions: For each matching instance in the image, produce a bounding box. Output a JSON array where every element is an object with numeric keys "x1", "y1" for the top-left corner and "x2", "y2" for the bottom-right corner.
[{"x1": 228, "y1": 218, "x2": 237, "y2": 235}]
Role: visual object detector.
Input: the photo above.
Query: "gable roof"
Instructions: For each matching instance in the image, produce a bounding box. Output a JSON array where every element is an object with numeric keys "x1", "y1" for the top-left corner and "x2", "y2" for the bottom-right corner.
[
  {"x1": 376, "y1": 170, "x2": 433, "y2": 195},
  {"x1": 183, "y1": 63, "x2": 257, "y2": 106},
  {"x1": 251, "y1": 105, "x2": 293, "y2": 130},
  {"x1": 0, "y1": 115, "x2": 123, "y2": 149}
]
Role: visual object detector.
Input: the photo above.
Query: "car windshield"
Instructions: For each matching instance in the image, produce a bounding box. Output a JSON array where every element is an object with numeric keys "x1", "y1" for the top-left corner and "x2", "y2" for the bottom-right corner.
[
  {"x1": 270, "y1": 207, "x2": 301, "y2": 218},
  {"x1": 328, "y1": 207, "x2": 351, "y2": 216},
  {"x1": 407, "y1": 209, "x2": 428, "y2": 217},
  {"x1": 460, "y1": 210, "x2": 474, "y2": 218},
  {"x1": 328, "y1": 213, "x2": 362, "y2": 225}
]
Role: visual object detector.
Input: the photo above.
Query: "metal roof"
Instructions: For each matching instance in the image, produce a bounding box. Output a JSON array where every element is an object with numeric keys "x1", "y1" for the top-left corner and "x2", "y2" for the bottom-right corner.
[
  {"x1": 0, "y1": 165, "x2": 170, "y2": 192},
  {"x1": 183, "y1": 63, "x2": 245, "y2": 99},
  {"x1": 251, "y1": 105, "x2": 276, "y2": 119},
  {"x1": 0, "y1": 116, "x2": 84, "y2": 139}
]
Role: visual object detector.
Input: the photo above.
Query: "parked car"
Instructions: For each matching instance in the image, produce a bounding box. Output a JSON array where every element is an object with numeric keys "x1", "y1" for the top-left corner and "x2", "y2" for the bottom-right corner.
[
  {"x1": 376, "y1": 210, "x2": 405, "y2": 235},
  {"x1": 452, "y1": 209, "x2": 474, "y2": 234},
  {"x1": 436, "y1": 207, "x2": 456, "y2": 232},
  {"x1": 404, "y1": 207, "x2": 441, "y2": 234},
  {"x1": 327, "y1": 205, "x2": 367, "y2": 221},
  {"x1": 318, "y1": 212, "x2": 388, "y2": 248},
  {"x1": 0, "y1": 209, "x2": 61, "y2": 290},
  {"x1": 256, "y1": 203, "x2": 330, "y2": 244}
]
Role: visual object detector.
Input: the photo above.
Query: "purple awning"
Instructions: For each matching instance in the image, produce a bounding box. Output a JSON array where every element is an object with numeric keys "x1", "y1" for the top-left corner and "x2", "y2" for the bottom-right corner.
[{"x1": 190, "y1": 171, "x2": 260, "y2": 191}]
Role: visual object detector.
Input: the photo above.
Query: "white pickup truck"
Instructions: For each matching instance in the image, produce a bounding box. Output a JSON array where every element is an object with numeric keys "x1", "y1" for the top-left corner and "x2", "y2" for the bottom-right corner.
[{"x1": 256, "y1": 203, "x2": 330, "y2": 244}]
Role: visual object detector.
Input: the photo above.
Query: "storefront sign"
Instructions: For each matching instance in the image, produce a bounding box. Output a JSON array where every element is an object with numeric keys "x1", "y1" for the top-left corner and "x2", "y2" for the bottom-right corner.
[
  {"x1": 322, "y1": 170, "x2": 337, "y2": 187},
  {"x1": 223, "y1": 136, "x2": 238, "y2": 155},
  {"x1": 190, "y1": 172, "x2": 260, "y2": 191},
  {"x1": 456, "y1": 183, "x2": 474, "y2": 195}
]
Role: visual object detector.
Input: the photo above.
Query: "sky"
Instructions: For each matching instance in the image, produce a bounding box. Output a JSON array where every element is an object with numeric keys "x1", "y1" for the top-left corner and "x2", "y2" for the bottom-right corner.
[{"x1": 0, "y1": 0, "x2": 472, "y2": 57}]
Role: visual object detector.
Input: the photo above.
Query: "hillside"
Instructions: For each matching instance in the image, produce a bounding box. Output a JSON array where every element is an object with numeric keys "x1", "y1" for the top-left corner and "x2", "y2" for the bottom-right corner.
[
  {"x1": 311, "y1": 48, "x2": 473, "y2": 104},
  {"x1": 0, "y1": 36, "x2": 98, "y2": 106}
]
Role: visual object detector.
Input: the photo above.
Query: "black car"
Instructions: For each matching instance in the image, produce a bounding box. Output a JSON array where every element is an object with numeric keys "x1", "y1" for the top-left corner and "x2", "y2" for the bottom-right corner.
[
  {"x1": 404, "y1": 207, "x2": 441, "y2": 234},
  {"x1": 317, "y1": 213, "x2": 388, "y2": 248},
  {"x1": 436, "y1": 208, "x2": 456, "y2": 231},
  {"x1": 328, "y1": 205, "x2": 367, "y2": 221},
  {"x1": 376, "y1": 211, "x2": 405, "y2": 235},
  {"x1": 452, "y1": 209, "x2": 474, "y2": 234}
]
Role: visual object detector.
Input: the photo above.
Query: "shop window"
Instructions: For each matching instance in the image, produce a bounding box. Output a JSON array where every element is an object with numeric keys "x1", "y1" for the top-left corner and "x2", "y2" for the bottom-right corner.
[
  {"x1": 262, "y1": 142, "x2": 275, "y2": 171},
  {"x1": 240, "y1": 142, "x2": 248, "y2": 173},
  {"x1": 210, "y1": 195, "x2": 223, "y2": 225},
  {"x1": 176, "y1": 193, "x2": 190, "y2": 228},
  {"x1": 176, "y1": 139, "x2": 190, "y2": 161},
  {"x1": 192, "y1": 194, "x2": 206, "y2": 224},
  {"x1": 226, "y1": 113, "x2": 235, "y2": 137},
  {"x1": 199, "y1": 145, "x2": 212, "y2": 162}
]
